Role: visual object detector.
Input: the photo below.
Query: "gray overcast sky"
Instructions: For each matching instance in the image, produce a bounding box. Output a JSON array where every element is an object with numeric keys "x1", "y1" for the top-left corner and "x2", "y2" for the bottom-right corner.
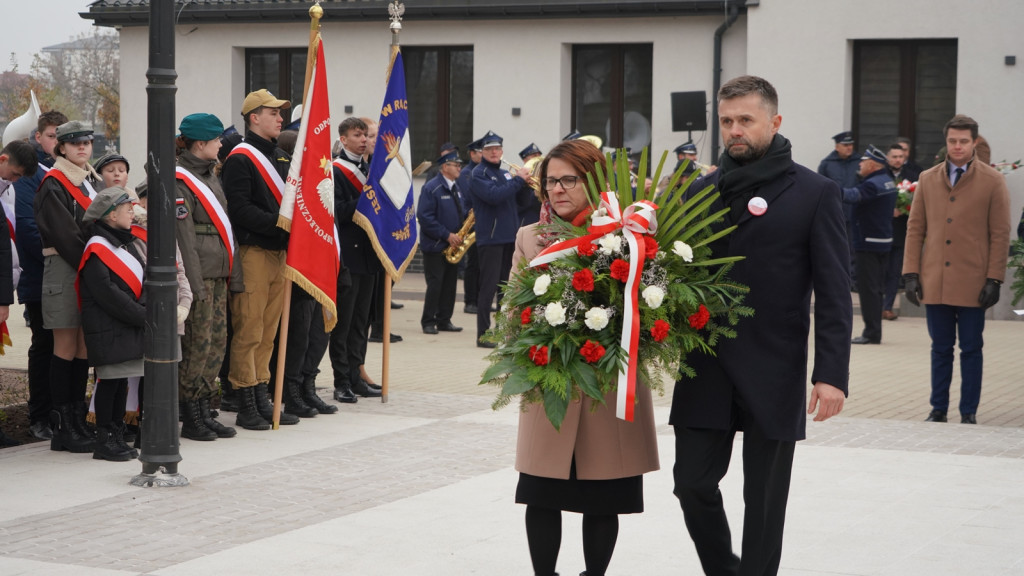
[{"x1": 2, "y1": 0, "x2": 98, "y2": 73}]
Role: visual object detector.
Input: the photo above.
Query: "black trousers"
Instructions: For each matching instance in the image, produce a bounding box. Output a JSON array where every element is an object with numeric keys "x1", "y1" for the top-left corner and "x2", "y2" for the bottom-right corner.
[
  {"x1": 24, "y1": 302, "x2": 54, "y2": 424},
  {"x1": 883, "y1": 244, "x2": 905, "y2": 311},
  {"x1": 283, "y1": 287, "x2": 329, "y2": 386},
  {"x1": 673, "y1": 420, "x2": 795, "y2": 576},
  {"x1": 329, "y1": 271, "x2": 375, "y2": 389},
  {"x1": 421, "y1": 251, "x2": 458, "y2": 328},
  {"x1": 463, "y1": 243, "x2": 479, "y2": 306},
  {"x1": 855, "y1": 250, "x2": 888, "y2": 342},
  {"x1": 475, "y1": 243, "x2": 514, "y2": 338}
]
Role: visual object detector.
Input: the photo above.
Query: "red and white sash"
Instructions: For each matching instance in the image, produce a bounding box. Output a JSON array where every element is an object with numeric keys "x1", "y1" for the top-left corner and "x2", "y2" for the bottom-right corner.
[
  {"x1": 228, "y1": 142, "x2": 285, "y2": 205},
  {"x1": 42, "y1": 170, "x2": 96, "y2": 211},
  {"x1": 77, "y1": 235, "x2": 144, "y2": 306},
  {"x1": 332, "y1": 157, "x2": 367, "y2": 192},
  {"x1": 175, "y1": 167, "x2": 235, "y2": 272}
]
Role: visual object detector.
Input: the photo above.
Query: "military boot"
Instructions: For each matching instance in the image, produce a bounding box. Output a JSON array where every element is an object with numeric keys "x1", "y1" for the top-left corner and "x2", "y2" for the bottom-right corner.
[
  {"x1": 199, "y1": 397, "x2": 237, "y2": 438},
  {"x1": 93, "y1": 425, "x2": 134, "y2": 462},
  {"x1": 219, "y1": 379, "x2": 238, "y2": 412},
  {"x1": 283, "y1": 378, "x2": 318, "y2": 418},
  {"x1": 254, "y1": 382, "x2": 299, "y2": 425},
  {"x1": 235, "y1": 386, "x2": 271, "y2": 431},
  {"x1": 50, "y1": 404, "x2": 95, "y2": 453},
  {"x1": 302, "y1": 375, "x2": 338, "y2": 414},
  {"x1": 180, "y1": 399, "x2": 217, "y2": 441},
  {"x1": 72, "y1": 400, "x2": 96, "y2": 440}
]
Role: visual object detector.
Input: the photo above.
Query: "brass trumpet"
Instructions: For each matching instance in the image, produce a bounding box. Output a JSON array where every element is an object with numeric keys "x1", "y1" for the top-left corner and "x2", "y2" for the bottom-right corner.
[
  {"x1": 444, "y1": 210, "x2": 476, "y2": 264},
  {"x1": 501, "y1": 156, "x2": 543, "y2": 192}
]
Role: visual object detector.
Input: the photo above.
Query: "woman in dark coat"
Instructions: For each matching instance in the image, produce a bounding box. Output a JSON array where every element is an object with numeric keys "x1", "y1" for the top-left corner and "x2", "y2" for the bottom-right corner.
[{"x1": 79, "y1": 187, "x2": 144, "y2": 461}]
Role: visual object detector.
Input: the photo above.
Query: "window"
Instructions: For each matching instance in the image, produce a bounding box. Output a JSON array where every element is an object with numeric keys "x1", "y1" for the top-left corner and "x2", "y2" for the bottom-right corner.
[
  {"x1": 245, "y1": 48, "x2": 306, "y2": 124},
  {"x1": 403, "y1": 46, "x2": 474, "y2": 166},
  {"x1": 853, "y1": 40, "x2": 957, "y2": 166},
  {"x1": 572, "y1": 44, "x2": 653, "y2": 154}
]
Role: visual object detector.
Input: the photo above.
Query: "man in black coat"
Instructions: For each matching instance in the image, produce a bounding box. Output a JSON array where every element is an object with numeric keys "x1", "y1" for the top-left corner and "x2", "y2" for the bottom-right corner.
[{"x1": 670, "y1": 76, "x2": 852, "y2": 576}]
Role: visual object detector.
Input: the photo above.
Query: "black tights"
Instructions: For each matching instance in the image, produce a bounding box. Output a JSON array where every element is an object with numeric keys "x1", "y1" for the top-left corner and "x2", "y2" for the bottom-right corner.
[
  {"x1": 93, "y1": 378, "x2": 128, "y2": 428},
  {"x1": 525, "y1": 506, "x2": 619, "y2": 576}
]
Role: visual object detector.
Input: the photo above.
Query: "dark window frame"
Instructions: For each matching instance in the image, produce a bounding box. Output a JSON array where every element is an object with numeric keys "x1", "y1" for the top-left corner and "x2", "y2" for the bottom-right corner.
[
  {"x1": 571, "y1": 43, "x2": 653, "y2": 151},
  {"x1": 852, "y1": 38, "x2": 958, "y2": 165},
  {"x1": 244, "y1": 47, "x2": 306, "y2": 124},
  {"x1": 402, "y1": 45, "x2": 474, "y2": 165}
]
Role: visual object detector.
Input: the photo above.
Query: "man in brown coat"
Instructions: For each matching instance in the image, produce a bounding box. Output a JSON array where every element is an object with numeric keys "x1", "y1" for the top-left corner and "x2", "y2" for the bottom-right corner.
[{"x1": 902, "y1": 114, "x2": 1011, "y2": 425}]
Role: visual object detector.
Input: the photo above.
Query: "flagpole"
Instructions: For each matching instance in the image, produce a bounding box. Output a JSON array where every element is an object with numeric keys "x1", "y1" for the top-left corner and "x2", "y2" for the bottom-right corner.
[
  {"x1": 271, "y1": 2, "x2": 324, "y2": 429},
  {"x1": 380, "y1": 2, "x2": 404, "y2": 404}
]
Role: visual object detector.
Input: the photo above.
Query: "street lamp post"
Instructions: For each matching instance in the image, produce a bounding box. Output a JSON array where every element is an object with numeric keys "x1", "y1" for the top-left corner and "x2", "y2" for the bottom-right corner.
[{"x1": 130, "y1": 0, "x2": 188, "y2": 488}]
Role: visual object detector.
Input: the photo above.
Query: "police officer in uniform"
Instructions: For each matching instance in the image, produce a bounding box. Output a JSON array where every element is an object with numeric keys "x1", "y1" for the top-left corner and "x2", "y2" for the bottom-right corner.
[
  {"x1": 819, "y1": 130, "x2": 860, "y2": 290},
  {"x1": 842, "y1": 145, "x2": 898, "y2": 345},
  {"x1": 468, "y1": 131, "x2": 530, "y2": 347},
  {"x1": 516, "y1": 143, "x2": 543, "y2": 227},
  {"x1": 417, "y1": 149, "x2": 466, "y2": 335}
]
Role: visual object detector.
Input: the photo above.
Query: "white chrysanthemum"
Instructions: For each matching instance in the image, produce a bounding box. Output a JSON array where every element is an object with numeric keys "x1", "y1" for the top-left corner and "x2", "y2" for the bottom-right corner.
[
  {"x1": 672, "y1": 241, "x2": 694, "y2": 262},
  {"x1": 584, "y1": 307, "x2": 610, "y2": 330},
  {"x1": 544, "y1": 302, "x2": 567, "y2": 326},
  {"x1": 598, "y1": 234, "x2": 623, "y2": 255},
  {"x1": 642, "y1": 285, "x2": 665, "y2": 309},
  {"x1": 533, "y1": 274, "x2": 552, "y2": 295}
]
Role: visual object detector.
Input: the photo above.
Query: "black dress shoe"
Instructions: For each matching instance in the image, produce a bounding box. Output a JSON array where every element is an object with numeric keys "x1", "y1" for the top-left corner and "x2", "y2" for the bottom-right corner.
[
  {"x1": 437, "y1": 322, "x2": 463, "y2": 332},
  {"x1": 390, "y1": 301, "x2": 404, "y2": 310},
  {"x1": 925, "y1": 409, "x2": 947, "y2": 422},
  {"x1": 464, "y1": 304, "x2": 478, "y2": 314},
  {"x1": 851, "y1": 336, "x2": 880, "y2": 345},
  {"x1": 333, "y1": 388, "x2": 358, "y2": 403},
  {"x1": 477, "y1": 339, "x2": 497, "y2": 349},
  {"x1": 369, "y1": 332, "x2": 403, "y2": 343},
  {"x1": 961, "y1": 413, "x2": 977, "y2": 424},
  {"x1": 422, "y1": 324, "x2": 439, "y2": 335},
  {"x1": 352, "y1": 379, "x2": 383, "y2": 398}
]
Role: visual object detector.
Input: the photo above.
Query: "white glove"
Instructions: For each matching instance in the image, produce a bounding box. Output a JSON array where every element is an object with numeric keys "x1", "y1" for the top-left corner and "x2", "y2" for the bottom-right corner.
[{"x1": 177, "y1": 305, "x2": 190, "y2": 325}]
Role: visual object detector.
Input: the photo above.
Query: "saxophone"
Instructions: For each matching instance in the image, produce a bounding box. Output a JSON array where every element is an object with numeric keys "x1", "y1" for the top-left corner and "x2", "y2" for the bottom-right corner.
[{"x1": 444, "y1": 209, "x2": 476, "y2": 264}]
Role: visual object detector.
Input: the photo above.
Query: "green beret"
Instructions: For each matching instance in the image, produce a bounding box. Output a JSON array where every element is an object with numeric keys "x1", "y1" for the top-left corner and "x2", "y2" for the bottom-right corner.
[{"x1": 179, "y1": 113, "x2": 225, "y2": 141}]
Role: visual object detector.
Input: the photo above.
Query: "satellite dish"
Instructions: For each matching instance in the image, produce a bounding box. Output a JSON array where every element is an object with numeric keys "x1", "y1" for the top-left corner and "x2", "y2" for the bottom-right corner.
[
  {"x1": 3, "y1": 90, "x2": 42, "y2": 146},
  {"x1": 604, "y1": 110, "x2": 652, "y2": 154}
]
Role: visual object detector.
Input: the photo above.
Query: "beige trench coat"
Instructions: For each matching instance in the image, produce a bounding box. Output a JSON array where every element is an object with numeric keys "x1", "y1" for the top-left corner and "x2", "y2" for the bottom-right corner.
[
  {"x1": 903, "y1": 157, "x2": 1010, "y2": 307},
  {"x1": 511, "y1": 223, "x2": 660, "y2": 480}
]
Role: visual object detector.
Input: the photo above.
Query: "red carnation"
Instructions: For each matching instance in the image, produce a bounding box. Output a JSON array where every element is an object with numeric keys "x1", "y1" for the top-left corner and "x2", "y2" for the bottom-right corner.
[
  {"x1": 651, "y1": 319, "x2": 670, "y2": 342},
  {"x1": 529, "y1": 345, "x2": 550, "y2": 366},
  {"x1": 572, "y1": 268, "x2": 595, "y2": 292},
  {"x1": 643, "y1": 235, "x2": 659, "y2": 259},
  {"x1": 688, "y1": 304, "x2": 710, "y2": 330},
  {"x1": 521, "y1": 307, "x2": 532, "y2": 325},
  {"x1": 610, "y1": 259, "x2": 630, "y2": 282},
  {"x1": 579, "y1": 340, "x2": 606, "y2": 363},
  {"x1": 577, "y1": 241, "x2": 597, "y2": 257}
]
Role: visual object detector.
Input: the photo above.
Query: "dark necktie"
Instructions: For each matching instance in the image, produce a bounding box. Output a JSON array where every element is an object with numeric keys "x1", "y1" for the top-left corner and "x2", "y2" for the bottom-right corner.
[
  {"x1": 451, "y1": 182, "x2": 465, "y2": 217},
  {"x1": 953, "y1": 167, "x2": 964, "y2": 186}
]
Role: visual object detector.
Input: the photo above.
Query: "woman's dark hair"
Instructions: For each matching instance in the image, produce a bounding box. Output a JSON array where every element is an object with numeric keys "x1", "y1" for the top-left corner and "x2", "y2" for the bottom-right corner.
[
  {"x1": 536, "y1": 139, "x2": 606, "y2": 203},
  {"x1": 175, "y1": 135, "x2": 199, "y2": 157}
]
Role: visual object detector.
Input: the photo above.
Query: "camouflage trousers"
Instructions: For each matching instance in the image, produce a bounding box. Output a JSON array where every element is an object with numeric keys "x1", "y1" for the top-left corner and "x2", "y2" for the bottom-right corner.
[{"x1": 179, "y1": 277, "x2": 228, "y2": 401}]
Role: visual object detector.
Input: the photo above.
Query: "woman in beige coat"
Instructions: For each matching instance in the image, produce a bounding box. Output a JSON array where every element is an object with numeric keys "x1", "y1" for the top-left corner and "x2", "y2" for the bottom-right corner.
[{"x1": 511, "y1": 139, "x2": 659, "y2": 576}]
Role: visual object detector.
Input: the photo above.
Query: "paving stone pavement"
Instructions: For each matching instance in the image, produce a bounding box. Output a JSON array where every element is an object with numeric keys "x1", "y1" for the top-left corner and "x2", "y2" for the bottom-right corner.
[{"x1": 1, "y1": 274, "x2": 1023, "y2": 575}]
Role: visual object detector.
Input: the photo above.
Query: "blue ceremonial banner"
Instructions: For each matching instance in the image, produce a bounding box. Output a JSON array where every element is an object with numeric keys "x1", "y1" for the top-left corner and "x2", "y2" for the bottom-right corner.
[{"x1": 355, "y1": 46, "x2": 417, "y2": 281}]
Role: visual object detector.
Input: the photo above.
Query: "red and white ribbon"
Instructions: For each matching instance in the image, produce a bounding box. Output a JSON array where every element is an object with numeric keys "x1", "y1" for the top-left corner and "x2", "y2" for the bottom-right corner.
[
  {"x1": 529, "y1": 191, "x2": 658, "y2": 421},
  {"x1": 176, "y1": 166, "x2": 236, "y2": 273},
  {"x1": 229, "y1": 142, "x2": 285, "y2": 205}
]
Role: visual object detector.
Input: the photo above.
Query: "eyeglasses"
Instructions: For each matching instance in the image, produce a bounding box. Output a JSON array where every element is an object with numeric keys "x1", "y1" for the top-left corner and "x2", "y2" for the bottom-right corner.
[{"x1": 543, "y1": 175, "x2": 579, "y2": 190}]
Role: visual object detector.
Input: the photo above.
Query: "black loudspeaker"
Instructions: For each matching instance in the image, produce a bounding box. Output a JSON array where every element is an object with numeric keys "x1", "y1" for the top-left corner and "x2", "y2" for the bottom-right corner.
[{"x1": 671, "y1": 91, "x2": 708, "y2": 132}]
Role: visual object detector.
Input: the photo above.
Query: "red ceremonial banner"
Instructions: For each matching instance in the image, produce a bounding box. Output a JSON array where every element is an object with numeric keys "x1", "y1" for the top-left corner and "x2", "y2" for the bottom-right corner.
[{"x1": 279, "y1": 37, "x2": 340, "y2": 331}]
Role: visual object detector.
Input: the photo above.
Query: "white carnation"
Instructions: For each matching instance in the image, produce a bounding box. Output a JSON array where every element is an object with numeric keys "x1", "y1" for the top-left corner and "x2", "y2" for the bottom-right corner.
[
  {"x1": 584, "y1": 307, "x2": 610, "y2": 330},
  {"x1": 533, "y1": 274, "x2": 552, "y2": 295},
  {"x1": 544, "y1": 302, "x2": 567, "y2": 326},
  {"x1": 672, "y1": 241, "x2": 694, "y2": 262},
  {"x1": 642, "y1": 285, "x2": 665, "y2": 309},
  {"x1": 598, "y1": 234, "x2": 623, "y2": 255}
]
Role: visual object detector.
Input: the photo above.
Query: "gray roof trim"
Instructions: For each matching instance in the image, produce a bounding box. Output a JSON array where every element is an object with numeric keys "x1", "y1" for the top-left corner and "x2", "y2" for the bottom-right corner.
[{"x1": 83, "y1": 0, "x2": 749, "y2": 28}]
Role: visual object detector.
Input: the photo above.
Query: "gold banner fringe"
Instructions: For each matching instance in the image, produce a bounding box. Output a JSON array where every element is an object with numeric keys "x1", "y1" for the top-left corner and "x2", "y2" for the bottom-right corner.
[
  {"x1": 283, "y1": 264, "x2": 338, "y2": 332},
  {"x1": 352, "y1": 210, "x2": 418, "y2": 283}
]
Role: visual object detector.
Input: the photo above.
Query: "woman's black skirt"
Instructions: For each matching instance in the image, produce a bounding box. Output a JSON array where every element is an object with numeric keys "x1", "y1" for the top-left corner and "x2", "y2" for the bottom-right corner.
[{"x1": 515, "y1": 458, "x2": 643, "y2": 515}]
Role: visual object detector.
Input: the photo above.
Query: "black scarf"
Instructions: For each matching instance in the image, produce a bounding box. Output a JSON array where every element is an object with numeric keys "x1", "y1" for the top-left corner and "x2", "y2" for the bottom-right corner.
[{"x1": 717, "y1": 134, "x2": 793, "y2": 223}]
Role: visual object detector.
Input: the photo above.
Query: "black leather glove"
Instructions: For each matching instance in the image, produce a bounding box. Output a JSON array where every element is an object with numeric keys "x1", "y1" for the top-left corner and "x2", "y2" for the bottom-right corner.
[
  {"x1": 902, "y1": 273, "x2": 922, "y2": 306},
  {"x1": 978, "y1": 279, "x2": 1002, "y2": 309}
]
